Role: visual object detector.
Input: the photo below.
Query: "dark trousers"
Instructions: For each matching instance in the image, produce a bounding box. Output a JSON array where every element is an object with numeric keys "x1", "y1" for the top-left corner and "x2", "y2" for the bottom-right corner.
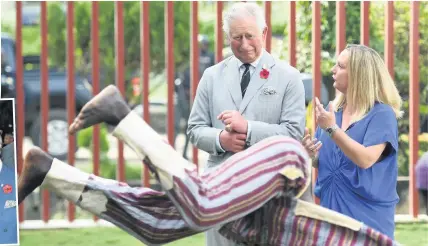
[{"x1": 419, "y1": 189, "x2": 428, "y2": 215}]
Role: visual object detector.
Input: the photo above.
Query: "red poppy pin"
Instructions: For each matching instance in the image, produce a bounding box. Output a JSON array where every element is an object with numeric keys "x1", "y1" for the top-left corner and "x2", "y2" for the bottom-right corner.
[
  {"x1": 3, "y1": 184, "x2": 13, "y2": 194},
  {"x1": 260, "y1": 64, "x2": 270, "y2": 79}
]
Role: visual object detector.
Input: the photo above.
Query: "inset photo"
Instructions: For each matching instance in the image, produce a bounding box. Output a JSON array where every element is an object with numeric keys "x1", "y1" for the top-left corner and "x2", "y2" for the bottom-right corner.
[{"x1": 0, "y1": 98, "x2": 18, "y2": 245}]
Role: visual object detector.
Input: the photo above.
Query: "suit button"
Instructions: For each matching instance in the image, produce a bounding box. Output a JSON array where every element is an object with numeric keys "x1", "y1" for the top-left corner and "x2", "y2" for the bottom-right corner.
[{"x1": 4, "y1": 228, "x2": 7, "y2": 232}]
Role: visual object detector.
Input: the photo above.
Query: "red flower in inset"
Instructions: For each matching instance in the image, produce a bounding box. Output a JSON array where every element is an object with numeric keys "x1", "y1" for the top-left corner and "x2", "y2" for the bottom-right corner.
[
  {"x1": 3, "y1": 184, "x2": 12, "y2": 194},
  {"x1": 260, "y1": 68, "x2": 270, "y2": 79}
]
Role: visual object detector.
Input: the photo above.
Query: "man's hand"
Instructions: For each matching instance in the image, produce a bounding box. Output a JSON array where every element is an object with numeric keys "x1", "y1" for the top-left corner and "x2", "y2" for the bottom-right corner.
[
  {"x1": 219, "y1": 130, "x2": 247, "y2": 153},
  {"x1": 217, "y1": 110, "x2": 248, "y2": 134}
]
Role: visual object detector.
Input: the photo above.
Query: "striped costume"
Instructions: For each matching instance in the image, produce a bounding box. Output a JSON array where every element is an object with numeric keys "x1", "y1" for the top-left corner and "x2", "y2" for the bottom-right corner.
[{"x1": 41, "y1": 111, "x2": 399, "y2": 245}]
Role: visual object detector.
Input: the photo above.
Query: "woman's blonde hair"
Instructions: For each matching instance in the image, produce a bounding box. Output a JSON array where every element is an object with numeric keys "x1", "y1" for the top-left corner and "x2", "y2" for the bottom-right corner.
[{"x1": 333, "y1": 44, "x2": 403, "y2": 122}]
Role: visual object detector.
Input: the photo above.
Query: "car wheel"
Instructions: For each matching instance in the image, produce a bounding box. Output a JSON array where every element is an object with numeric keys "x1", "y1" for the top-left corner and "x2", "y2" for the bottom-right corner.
[{"x1": 30, "y1": 109, "x2": 78, "y2": 160}]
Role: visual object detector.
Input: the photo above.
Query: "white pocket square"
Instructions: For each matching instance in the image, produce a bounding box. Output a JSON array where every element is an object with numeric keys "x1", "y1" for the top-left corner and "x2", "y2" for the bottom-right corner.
[{"x1": 262, "y1": 86, "x2": 277, "y2": 95}]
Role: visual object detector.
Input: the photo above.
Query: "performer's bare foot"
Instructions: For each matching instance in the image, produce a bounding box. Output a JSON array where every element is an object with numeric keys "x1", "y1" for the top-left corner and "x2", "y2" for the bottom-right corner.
[
  {"x1": 69, "y1": 85, "x2": 131, "y2": 135},
  {"x1": 18, "y1": 147, "x2": 54, "y2": 204}
]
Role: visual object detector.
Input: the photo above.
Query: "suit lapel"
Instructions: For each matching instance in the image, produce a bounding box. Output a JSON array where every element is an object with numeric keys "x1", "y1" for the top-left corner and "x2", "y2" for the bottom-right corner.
[
  {"x1": 239, "y1": 51, "x2": 276, "y2": 114},
  {"x1": 225, "y1": 56, "x2": 242, "y2": 109}
]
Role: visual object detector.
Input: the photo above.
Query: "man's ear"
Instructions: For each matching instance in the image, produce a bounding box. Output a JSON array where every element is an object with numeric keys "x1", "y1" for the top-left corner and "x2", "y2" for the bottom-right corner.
[{"x1": 262, "y1": 27, "x2": 268, "y2": 42}]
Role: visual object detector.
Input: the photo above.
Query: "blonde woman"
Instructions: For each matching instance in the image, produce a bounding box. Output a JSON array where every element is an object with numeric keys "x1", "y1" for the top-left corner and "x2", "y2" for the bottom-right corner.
[{"x1": 303, "y1": 44, "x2": 402, "y2": 239}]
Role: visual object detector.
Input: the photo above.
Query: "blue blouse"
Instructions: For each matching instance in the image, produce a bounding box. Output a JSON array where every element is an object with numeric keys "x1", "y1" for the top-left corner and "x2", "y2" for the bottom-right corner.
[{"x1": 314, "y1": 102, "x2": 399, "y2": 239}]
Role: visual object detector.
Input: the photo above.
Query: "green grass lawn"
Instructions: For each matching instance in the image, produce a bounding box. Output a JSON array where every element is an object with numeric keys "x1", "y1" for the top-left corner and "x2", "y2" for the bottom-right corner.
[{"x1": 18, "y1": 223, "x2": 428, "y2": 246}]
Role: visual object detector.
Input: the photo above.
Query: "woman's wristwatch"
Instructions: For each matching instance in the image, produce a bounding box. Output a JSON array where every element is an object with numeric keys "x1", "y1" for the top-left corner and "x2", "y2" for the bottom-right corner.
[{"x1": 325, "y1": 124, "x2": 339, "y2": 137}]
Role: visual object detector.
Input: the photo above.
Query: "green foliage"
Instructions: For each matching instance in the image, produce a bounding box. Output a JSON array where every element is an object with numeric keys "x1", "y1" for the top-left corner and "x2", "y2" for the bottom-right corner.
[
  {"x1": 77, "y1": 123, "x2": 110, "y2": 153},
  {"x1": 282, "y1": 1, "x2": 364, "y2": 74},
  {"x1": 1, "y1": 24, "x2": 13, "y2": 34},
  {"x1": 77, "y1": 123, "x2": 114, "y2": 178},
  {"x1": 77, "y1": 123, "x2": 144, "y2": 181}
]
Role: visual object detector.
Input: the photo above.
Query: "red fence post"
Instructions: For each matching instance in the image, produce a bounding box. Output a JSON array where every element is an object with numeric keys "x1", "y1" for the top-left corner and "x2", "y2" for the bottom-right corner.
[
  {"x1": 264, "y1": 1, "x2": 272, "y2": 53},
  {"x1": 190, "y1": 2, "x2": 199, "y2": 166},
  {"x1": 40, "y1": 1, "x2": 51, "y2": 223},
  {"x1": 409, "y1": 1, "x2": 420, "y2": 218},
  {"x1": 166, "y1": 1, "x2": 175, "y2": 146},
  {"x1": 288, "y1": 1, "x2": 296, "y2": 67},
  {"x1": 336, "y1": 1, "x2": 346, "y2": 55},
  {"x1": 15, "y1": 1, "x2": 25, "y2": 223},
  {"x1": 115, "y1": 1, "x2": 126, "y2": 182},
  {"x1": 66, "y1": 1, "x2": 76, "y2": 222},
  {"x1": 140, "y1": 1, "x2": 151, "y2": 187},
  {"x1": 215, "y1": 2, "x2": 223, "y2": 63},
  {"x1": 91, "y1": 1, "x2": 101, "y2": 221},
  {"x1": 360, "y1": 1, "x2": 370, "y2": 46},
  {"x1": 311, "y1": 1, "x2": 321, "y2": 205},
  {"x1": 385, "y1": 2, "x2": 394, "y2": 79}
]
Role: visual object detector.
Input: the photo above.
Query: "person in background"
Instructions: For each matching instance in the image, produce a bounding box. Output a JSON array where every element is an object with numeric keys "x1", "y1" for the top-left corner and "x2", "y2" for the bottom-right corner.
[
  {"x1": 174, "y1": 34, "x2": 215, "y2": 158},
  {"x1": 416, "y1": 152, "x2": 428, "y2": 215}
]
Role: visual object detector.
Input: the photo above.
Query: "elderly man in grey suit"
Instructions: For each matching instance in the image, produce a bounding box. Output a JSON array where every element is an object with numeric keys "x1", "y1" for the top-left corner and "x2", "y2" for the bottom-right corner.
[{"x1": 187, "y1": 2, "x2": 306, "y2": 245}]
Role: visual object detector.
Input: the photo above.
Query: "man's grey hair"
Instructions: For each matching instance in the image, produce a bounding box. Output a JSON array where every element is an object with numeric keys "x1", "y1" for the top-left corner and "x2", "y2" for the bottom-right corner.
[{"x1": 223, "y1": 2, "x2": 267, "y2": 36}]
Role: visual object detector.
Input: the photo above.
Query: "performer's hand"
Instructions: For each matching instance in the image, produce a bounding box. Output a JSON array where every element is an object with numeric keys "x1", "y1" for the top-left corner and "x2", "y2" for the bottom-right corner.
[
  {"x1": 219, "y1": 130, "x2": 247, "y2": 153},
  {"x1": 314, "y1": 97, "x2": 336, "y2": 130},
  {"x1": 217, "y1": 110, "x2": 248, "y2": 134},
  {"x1": 302, "y1": 127, "x2": 322, "y2": 159}
]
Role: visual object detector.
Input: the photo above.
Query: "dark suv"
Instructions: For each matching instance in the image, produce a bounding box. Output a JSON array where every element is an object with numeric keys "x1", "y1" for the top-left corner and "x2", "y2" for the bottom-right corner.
[{"x1": 1, "y1": 33, "x2": 93, "y2": 160}]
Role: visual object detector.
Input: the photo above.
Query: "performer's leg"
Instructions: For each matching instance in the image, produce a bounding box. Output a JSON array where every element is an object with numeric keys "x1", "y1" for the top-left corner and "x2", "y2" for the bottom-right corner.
[
  {"x1": 69, "y1": 85, "x2": 311, "y2": 231},
  {"x1": 18, "y1": 148, "x2": 200, "y2": 245},
  {"x1": 220, "y1": 198, "x2": 400, "y2": 246}
]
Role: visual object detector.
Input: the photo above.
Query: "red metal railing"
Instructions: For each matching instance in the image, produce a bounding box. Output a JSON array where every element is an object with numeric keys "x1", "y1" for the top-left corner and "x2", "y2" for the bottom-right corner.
[
  {"x1": 311, "y1": 1, "x2": 321, "y2": 205},
  {"x1": 15, "y1": 1, "x2": 25, "y2": 223},
  {"x1": 215, "y1": 2, "x2": 223, "y2": 64},
  {"x1": 14, "y1": 1, "x2": 422, "y2": 225},
  {"x1": 166, "y1": 1, "x2": 175, "y2": 146},
  {"x1": 190, "y1": 1, "x2": 200, "y2": 165},
  {"x1": 66, "y1": 1, "x2": 76, "y2": 222},
  {"x1": 385, "y1": 2, "x2": 394, "y2": 79},
  {"x1": 40, "y1": 1, "x2": 50, "y2": 223},
  {"x1": 140, "y1": 1, "x2": 151, "y2": 187},
  {"x1": 409, "y1": 1, "x2": 420, "y2": 218},
  {"x1": 336, "y1": 1, "x2": 346, "y2": 56},
  {"x1": 115, "y1": 1, "x2": 126, "y2": 183},
  {"x1": 90, "y1": 1, "x2": 100, "y2": 221},
  {"x1": 288, "y1": 1, "x2": 296, "y2": 68},
  {"x1": 361, "y1": 1, "x2": 370, "y2": 46},
  {"x1": 265, "y1": 1, "x2": 272, "y2": 53}
]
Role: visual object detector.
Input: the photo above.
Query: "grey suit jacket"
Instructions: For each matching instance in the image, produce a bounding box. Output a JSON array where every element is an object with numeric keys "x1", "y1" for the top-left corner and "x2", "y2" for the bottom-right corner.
[{"x1": 188, "y1": 50, "x2": 306, "y2": 169}]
